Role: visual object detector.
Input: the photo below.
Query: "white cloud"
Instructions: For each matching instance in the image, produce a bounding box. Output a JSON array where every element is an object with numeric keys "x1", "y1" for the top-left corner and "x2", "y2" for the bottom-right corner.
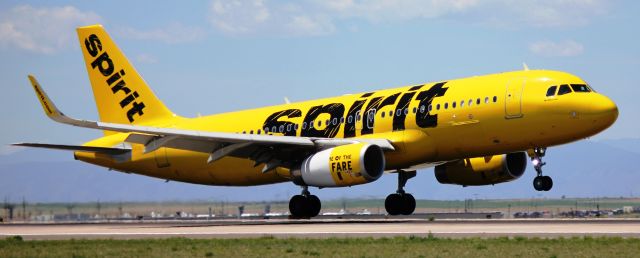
[
  {"x1": 529, "y1": 40, "x2": 585, "y2": 57},
  {"x1": 207, "y1": 0, "x2": 609, "y2": 36},
  {"x1": 117, "y1": 23, "x2": 206, "y2": 44},
  {"x1": 0, "y1": 5, "x2": 101, "y2": 54}
]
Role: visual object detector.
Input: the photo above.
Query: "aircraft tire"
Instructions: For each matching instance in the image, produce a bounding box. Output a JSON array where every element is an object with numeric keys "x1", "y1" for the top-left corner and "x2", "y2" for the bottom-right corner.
[
  {"x1": 307, "y1": 195, "x2": 321, "y2": 217},
  {"x1": 400, "y1": 194, "x2": 416, "y2": 215},
  {"x1": 533, "y1": 176, "x2": 545, "y2": 191},
  {"x1": 289, "y1": 195, "x2": 308, "y2": 218},
  {"x1": 542, "y1": 176, "x2": 553, "y2": 191},
  {"x1": 385, "y1": 193, "x2": 402, "y2": 215}
]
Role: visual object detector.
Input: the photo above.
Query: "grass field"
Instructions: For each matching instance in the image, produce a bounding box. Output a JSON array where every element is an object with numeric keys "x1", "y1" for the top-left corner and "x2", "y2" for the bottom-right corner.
[{"x1": 1, "y1": 236, "x2": 639, "y2": 257}]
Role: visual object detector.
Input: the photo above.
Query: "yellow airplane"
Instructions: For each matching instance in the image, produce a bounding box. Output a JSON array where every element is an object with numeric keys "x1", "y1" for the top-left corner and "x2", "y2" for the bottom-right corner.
[{"x1": 16, "y1": 24, "x2": 618, "y2": 217}]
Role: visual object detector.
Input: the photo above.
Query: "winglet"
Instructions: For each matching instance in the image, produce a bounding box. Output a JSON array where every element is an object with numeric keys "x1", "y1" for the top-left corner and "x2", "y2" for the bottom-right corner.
[
  {"x1": 26, "y1": 75, "x2": 97, "y2": 128},
  {"x1": 28, "y1": 75, "x2": 64, "y2": 121}
]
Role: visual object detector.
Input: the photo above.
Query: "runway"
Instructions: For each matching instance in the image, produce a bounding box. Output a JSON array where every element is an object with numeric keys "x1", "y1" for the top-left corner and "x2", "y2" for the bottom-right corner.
[{"x1": 2, "y1": 219, "x2": 639, "y2": 240}]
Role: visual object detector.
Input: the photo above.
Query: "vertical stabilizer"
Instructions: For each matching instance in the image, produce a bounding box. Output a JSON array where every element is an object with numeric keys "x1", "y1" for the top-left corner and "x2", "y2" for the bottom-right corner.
[{"x1": 76, "y1": 24, "x2": 176, "y2": 134}]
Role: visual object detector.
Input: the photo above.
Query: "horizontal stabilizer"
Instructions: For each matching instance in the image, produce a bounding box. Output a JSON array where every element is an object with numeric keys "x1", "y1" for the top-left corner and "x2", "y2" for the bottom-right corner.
[{"x1": 12, "y1": 143, "x2": 130, "y2": 155}]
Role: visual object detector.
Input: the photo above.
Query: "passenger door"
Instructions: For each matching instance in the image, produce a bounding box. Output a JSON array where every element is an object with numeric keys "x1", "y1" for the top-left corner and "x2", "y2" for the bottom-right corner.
[{"x1": 505, "y1": 78, "x2": 525, "y2": 119}]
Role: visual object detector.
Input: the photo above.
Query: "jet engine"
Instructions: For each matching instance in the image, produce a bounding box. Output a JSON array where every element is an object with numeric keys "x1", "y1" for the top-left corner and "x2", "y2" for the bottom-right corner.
[
  {"x1": 435, "y1": 152, "x2": 527, "y2": 186},
  {"x1": 291, "y1": 143, "x2": 385, "y2": 187}
]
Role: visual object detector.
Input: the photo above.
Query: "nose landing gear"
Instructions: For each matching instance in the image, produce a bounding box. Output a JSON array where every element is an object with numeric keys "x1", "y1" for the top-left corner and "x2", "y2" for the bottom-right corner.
[
  {"x1": 289, "y1": 186, "x2": 321, "y2": 218},
  {"x1": 385, "y1": 170, "x2": 417, "y2": 215},
  {"x1": 530, "y1": 147, "x2": 553, "y2": 191}
]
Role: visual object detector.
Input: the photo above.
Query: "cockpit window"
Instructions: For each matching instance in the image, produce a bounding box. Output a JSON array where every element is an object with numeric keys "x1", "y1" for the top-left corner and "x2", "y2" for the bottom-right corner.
[
  {"x1": 558, "y1": 84, "x2": 572, "y2": 95},
  {"x1": 546, "y1": 86, "x2": 557, "y2": 97},
  {"x1": 571, "y1": 84, "x2": 591, "y2": 93}
]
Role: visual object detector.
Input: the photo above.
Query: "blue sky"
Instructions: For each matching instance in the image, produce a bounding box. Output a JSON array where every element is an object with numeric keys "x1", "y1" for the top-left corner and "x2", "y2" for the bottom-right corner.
[{"x1": 1, "y1": 0, "x2": 639, "y2": 154}]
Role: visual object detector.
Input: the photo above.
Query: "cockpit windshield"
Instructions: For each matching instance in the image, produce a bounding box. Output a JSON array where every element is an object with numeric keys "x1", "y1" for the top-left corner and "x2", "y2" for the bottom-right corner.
[
  {"x1": 546, "y1": 83, "x2": 593, "y2": 97},
  {"x1": 571, "y1": 84, "x2": 591, "y2": 92},
  {"x1": 558, "y1": 84, "x2": 572, "y2": 95}
]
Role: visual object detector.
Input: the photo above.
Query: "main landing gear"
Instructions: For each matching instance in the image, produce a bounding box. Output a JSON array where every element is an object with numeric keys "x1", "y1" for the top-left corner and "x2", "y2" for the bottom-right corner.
[
  {"x1": 530, "y1": 147, "x2": 553, "y2": 191},
  {"x1": 289, "y1": 186, "x2": 321, "y2": 218},
  {"x1": 385, "y1": 170, "x2": 417, "y2": 216}
]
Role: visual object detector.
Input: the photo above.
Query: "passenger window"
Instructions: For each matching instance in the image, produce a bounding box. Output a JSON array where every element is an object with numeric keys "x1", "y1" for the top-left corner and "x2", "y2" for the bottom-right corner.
[
  {"x1": 558, "y1": 84, "x2": 572, "y2": 95},
  {"x1": 571, "y1": 84, "x2": 591, "y2": 93},
  {"x1": 279, "y1": 125, "x2": 284, "y2": 133},
  {"x1": 476, "y1": 98, "x2": 480, "y2": 105},
  {"x1": 546, "y1": 86, "x2": 557, "y2": 97},
  {"x1": 309, "y1": 122, "x2": 314, "y2": 129},
  {"x1": 452, "y1": 102, "x2": 457, "y2": 108},
  {"x1": 419, "y1": 105, "x2": 425, "y2": 113},
  {"x1": 460, "y1": 100, "x2": 464, "y2": 108},
  {"x1": 484, "y1": 97, "x2": 489, "y2": 104},
  {"x1": 468, "y1": 99, "x2": 473, "y2": 106},
  {"x1": 317, "y1": 120, "x2": 322, "y2": 127},
  {"x1": 381, "y1": 111, "x2": 385, "y2": 118},
  {"x1": 295, "y1": 124, "x2": 299, "y2": 130},
  {"x1": 242, "y1": 131, "x2": 246, "y2": 134},
  {"x1": 264, "y1": 128, "x2": 269, "y2": 133},
  {"x1": 302, "y1": 122, "x2": 307, "y2": 130},
  {"x1": 404, "y1": 108, "x2": 409, "y2": 115},
  {"x1": 332, "y1": 118, "x2": 337, "y2": 125},
  {"x1": 436, "y1": 104, "x2": 440, "y2": 110},
  {"x1": 493, "y1": 96, "x2": 497, "y2": 103},
  {"x1": 412, "y1": 107, "x2": 417, "y2": 114},
  {"x1": 250, "y1": 130, "x2": 254, "y2": 134},
  {"x1": 348, "y1": 116, "x2": 353, "y2": 123},
  {"x1": 340, "y1": 117, "x2": 345, "y2": 124},
  {"x1": 257, "y1": 129, "x2": 261, "y2": 134},
  {"x1": 428, "y1": 105, "x2": 432, "y2": 112},
  {"x1": 286, "y1": 125, "x2": 291, "y2": 131},
  {"x1": 444, "y1": 103, "x2": 448, "y2": 109}
]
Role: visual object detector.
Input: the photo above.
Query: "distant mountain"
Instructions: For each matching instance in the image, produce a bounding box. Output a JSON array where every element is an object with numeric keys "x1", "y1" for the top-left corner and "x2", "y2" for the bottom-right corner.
[{"x1": 1, "y1": 139, "x2": 639, "y2": 203}]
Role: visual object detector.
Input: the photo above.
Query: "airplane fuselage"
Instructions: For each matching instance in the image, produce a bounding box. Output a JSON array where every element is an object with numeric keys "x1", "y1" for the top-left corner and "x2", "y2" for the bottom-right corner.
[{"x1": 76, "y1": 69, "x2": 617, "y2": 186}]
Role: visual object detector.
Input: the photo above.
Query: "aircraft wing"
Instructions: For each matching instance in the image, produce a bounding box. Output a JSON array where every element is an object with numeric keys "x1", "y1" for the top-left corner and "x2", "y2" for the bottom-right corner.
[{"x1": 24, "y1": 75, "x2": 395, "y2": 171}]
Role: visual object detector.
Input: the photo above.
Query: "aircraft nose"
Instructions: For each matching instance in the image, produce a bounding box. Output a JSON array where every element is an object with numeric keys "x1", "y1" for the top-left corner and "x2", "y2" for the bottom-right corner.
[{"x1": 590, "y1": 94, "x2": 618, "y2": 128}]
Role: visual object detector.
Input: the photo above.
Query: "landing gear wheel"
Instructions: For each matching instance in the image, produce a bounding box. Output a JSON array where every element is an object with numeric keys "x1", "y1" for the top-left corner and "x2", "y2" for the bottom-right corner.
[
  {"x1": 533, "y1": 176, "x2": 545, "y2": 191},
  {"x1": 385, "y1": 170, "x2": 418, "y2": 216},
  {"x1": 307, "y1": 195, "x2": 321, "y2": 217},
  {"x1": 530, "y1": 147, "x2": 553, "y2": 192},
  {"x1": 400, "y1": 194, "x2": 416, "y2": 215},
  {"x1": 533, "y1": 176, "x2": 553, "y2": 191},
  {"x1": 385, "y1": 193, "x2": 416, "y2": 216},
  {"x1": 289, "y1": 195, "x2": 308, "y2": 218},
  {"x1": 289, "y1": 186, "x2": 322, "y2": 218},
  {"x1": 385, "y1": 193, "x2": 402, "y2": 216},
  {"x1": 541, "y1": 176, "x2": 553, "y2": 191}
]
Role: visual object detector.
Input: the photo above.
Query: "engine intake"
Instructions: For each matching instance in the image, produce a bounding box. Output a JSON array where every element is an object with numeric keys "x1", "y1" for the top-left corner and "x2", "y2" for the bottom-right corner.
[
  {"x1": 435, "y1": 152, "x2": 527, "y2": 186},
  {"x1": 292, "y1": 143, "x2": 385, "y2": 187}
]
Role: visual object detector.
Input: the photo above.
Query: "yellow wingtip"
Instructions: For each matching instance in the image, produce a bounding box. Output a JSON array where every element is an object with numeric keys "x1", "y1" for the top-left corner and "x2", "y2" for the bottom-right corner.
[{"x1": 27, "y1": 75, "x2": 59, "y2": 118}]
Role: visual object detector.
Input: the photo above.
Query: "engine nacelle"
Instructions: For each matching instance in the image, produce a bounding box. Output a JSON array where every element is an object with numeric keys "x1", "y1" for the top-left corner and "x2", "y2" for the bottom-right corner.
[
  {"x1": 292, "y1": 143, "x2": 385, "y2": 187},
  {"x1": 435, "y1": 152, "x2": 527, "y2": 186}
]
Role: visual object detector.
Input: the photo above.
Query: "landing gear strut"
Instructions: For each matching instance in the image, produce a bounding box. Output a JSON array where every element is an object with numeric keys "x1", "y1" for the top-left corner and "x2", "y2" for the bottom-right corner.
[
  {"x1": 530, "y1": 147, "x2": 553, "y2": 191},
  {"x1": 289, "y1": 186, "x2": 321, "y2": 218},
  {"x1": 385, "y1": 170, "x2": 417, "y2": 215}
]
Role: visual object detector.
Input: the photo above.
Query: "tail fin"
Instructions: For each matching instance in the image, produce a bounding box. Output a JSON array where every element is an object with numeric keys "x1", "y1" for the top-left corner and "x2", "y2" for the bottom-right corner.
[{"x1": 76, "y1": 24, "x2": 176, "y2": 134}]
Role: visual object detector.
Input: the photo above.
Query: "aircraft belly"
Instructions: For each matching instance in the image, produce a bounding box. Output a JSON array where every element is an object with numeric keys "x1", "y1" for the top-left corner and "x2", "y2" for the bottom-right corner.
[{"x1": 76, "y1": 148, "x2": 289, "y2": 186}]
